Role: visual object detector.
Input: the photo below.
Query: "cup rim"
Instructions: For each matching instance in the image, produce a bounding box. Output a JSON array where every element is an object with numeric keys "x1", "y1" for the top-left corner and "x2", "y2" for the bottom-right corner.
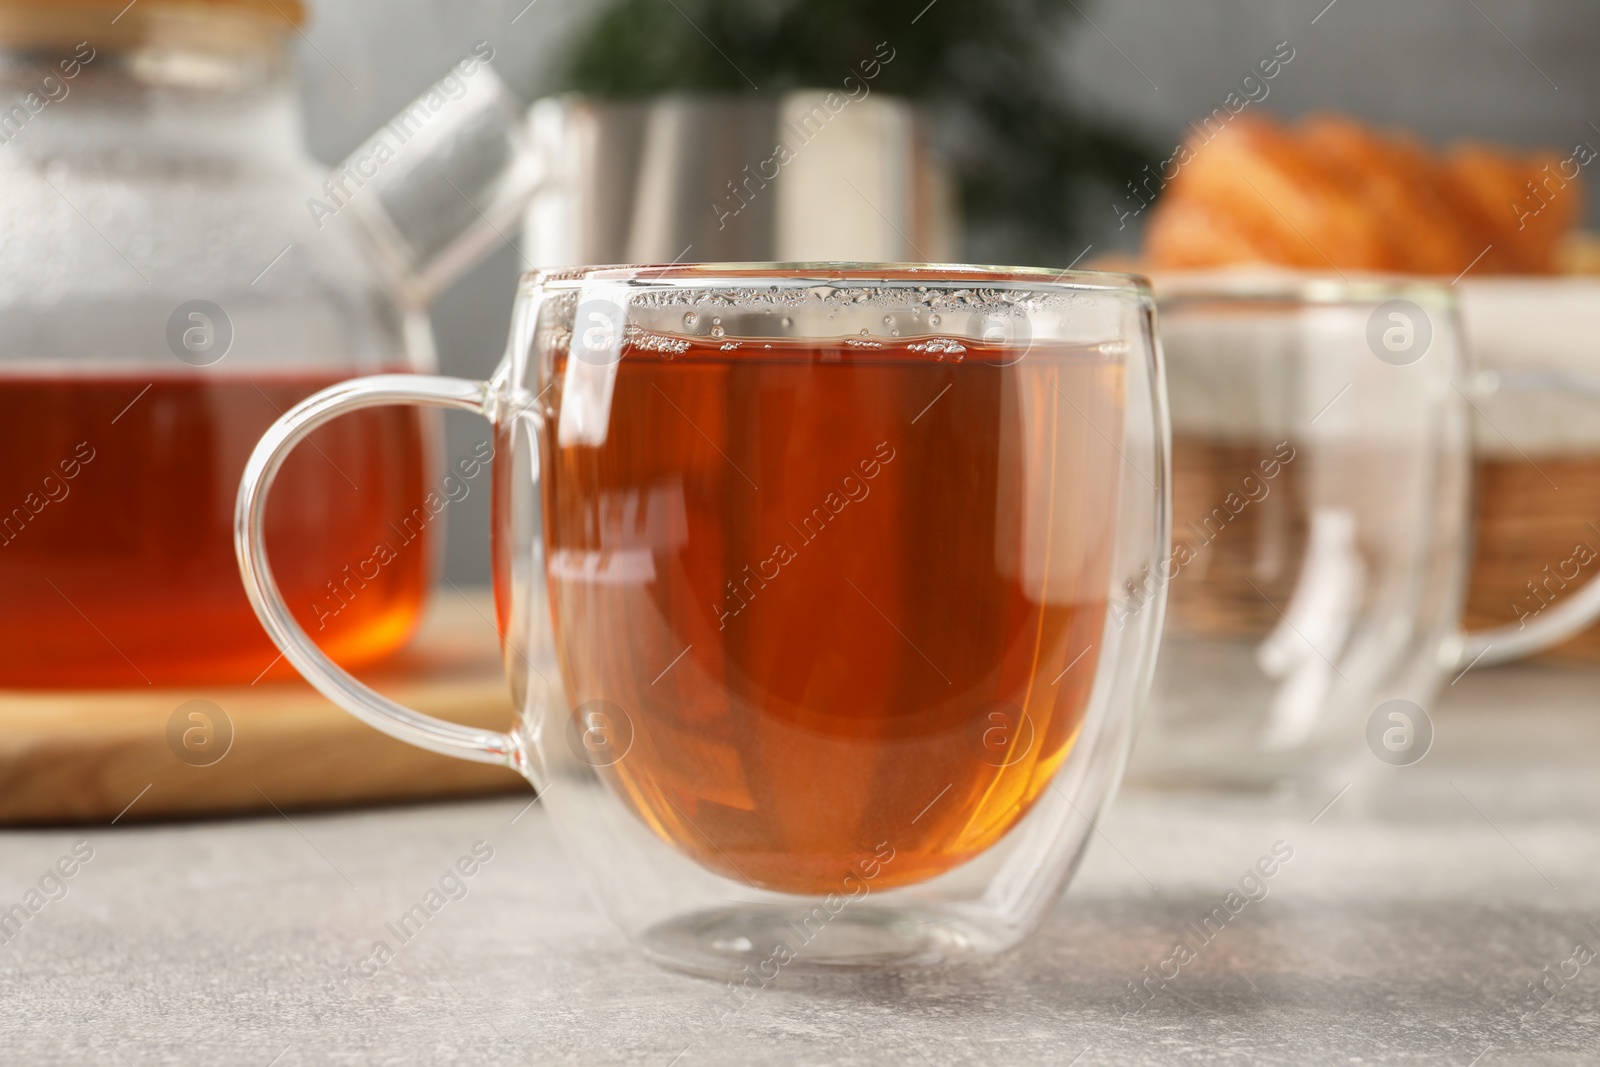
[
  {"x1": 1147, "y1": 266, "x2": 1458, "y2": 309},
  {"x1": 521, "y1": 261, "x2": 1152, "y2": 296}
]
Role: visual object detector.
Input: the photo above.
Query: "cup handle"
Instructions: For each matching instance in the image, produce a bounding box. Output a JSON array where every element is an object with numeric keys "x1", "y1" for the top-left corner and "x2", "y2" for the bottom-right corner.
[
  {"x1": 1451, "y1": 369, "x2": 1600, "y2": 670},
  {"x1": 234, "y1": 373, "x2": 520, "y2": 767}
]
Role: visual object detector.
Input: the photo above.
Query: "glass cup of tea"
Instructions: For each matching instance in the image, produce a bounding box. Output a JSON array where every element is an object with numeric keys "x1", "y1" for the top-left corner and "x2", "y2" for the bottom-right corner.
[
  {"x1": 1132, "y1": 275, "x2": 1600, "y2": 788},
  {"x1": 235, "y1": 264, "x2": 1168, "y2": 976}
]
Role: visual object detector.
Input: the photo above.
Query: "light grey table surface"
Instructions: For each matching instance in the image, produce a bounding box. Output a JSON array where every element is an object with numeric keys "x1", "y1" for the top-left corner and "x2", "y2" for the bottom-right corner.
[{"x1": 3, "y1": 664, "x2": 1599, "y2": 1066}]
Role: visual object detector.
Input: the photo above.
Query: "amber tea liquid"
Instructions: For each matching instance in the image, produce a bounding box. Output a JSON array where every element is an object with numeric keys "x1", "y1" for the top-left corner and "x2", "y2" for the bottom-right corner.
[
  {"x1": 0, "y1": 369, "x2": 432, "y2": 687},
  {"x1": 531, "y1": 334, "x2": 1124, "y2": 895}
]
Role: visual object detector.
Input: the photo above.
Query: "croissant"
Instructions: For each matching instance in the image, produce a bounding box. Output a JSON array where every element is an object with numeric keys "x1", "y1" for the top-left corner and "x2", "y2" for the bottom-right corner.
[{"x1": 1143, "y1": 111, "x2": 1585, "y2": 276}]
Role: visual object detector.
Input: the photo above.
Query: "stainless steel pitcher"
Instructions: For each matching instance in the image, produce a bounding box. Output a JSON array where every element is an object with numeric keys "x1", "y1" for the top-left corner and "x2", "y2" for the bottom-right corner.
[{"x1": 326, "y1": 62, "x2": 958, "y2": 307}]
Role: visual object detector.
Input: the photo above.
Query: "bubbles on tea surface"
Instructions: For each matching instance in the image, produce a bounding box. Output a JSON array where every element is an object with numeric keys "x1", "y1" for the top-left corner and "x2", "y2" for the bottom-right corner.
[
  {"x1": 859, "y1": 328, "x2": 870, "y2": 336},
  {"x1": 909, "y1": 338, "x2": 967, "y2": 362},
  {"x1": 632, "y1": 333, "x2": 690, "y2": 358}
]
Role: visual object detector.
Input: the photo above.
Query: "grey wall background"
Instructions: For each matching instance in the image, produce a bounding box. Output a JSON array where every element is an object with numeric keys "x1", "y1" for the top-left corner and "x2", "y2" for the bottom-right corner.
[{"x1": 284, "y1": 0, "x2": 1600, "y2": 585}]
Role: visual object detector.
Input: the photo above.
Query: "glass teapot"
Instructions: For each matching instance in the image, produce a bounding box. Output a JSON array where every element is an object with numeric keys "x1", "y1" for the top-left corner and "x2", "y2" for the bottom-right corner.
[
  {"x1": 0, "y1": 0, "x2": 953, "y2": 687},
  {"x1": 0, "y1": 0, "x2": 433, "y2": 686}
]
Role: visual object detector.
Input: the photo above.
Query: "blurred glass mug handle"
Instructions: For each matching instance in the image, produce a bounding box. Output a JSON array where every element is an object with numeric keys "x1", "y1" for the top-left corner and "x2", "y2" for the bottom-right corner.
[
  {"x1": 1448, "y1": 368, "x2": 1600, "y2": 670},
  {"x1": 233, "y1": 374, "x2": 522, "y2": 766},
  {"x1": 276, "y1": 58, "x2": 533, "y2": 756}
]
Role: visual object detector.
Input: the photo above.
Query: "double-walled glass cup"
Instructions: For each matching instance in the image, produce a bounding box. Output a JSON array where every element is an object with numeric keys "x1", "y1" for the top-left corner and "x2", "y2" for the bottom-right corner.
[
  {"x1": 1133, "y1": 276, "x2": 1600, "y2": 788},
  {"x1": 235, "y1": 264, "x2": 1168, "y2": 976}
]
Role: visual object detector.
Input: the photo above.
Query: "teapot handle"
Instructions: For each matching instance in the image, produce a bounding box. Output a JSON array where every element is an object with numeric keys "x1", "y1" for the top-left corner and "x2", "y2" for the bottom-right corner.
[
  {"x1": 234, "y1": 374, "x2": 520, "y2": 767},
  {"x1": 1450, "y1": 369, "x2": 1600, "y2": 670}
]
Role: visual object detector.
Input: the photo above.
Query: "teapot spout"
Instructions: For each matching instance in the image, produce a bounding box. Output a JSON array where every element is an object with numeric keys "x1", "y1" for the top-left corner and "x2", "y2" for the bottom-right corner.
[{"x1": 319, "y1": 56, "x2": 542, "y2": 310}]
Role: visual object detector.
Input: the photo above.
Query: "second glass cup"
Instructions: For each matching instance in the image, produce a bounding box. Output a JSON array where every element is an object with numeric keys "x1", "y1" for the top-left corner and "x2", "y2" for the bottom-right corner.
[
  {"x1": 235, "y1": 264, "x2": 1168, "y2": 975},
  {"x1": 1133, "y1": 276, "x2": 1600, "y2": 789}
]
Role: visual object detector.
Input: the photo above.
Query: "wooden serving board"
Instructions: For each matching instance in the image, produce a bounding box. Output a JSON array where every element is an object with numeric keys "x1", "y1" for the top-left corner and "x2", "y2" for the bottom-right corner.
[{"x1": 0, "y1": 591, "x2": 527, "y2": 825}]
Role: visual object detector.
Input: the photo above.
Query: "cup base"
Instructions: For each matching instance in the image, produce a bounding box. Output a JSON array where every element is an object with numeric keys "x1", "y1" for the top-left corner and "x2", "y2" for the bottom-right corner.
[{"x1": 637, "y1": 903, "x2": 1001, "y2": 980}]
